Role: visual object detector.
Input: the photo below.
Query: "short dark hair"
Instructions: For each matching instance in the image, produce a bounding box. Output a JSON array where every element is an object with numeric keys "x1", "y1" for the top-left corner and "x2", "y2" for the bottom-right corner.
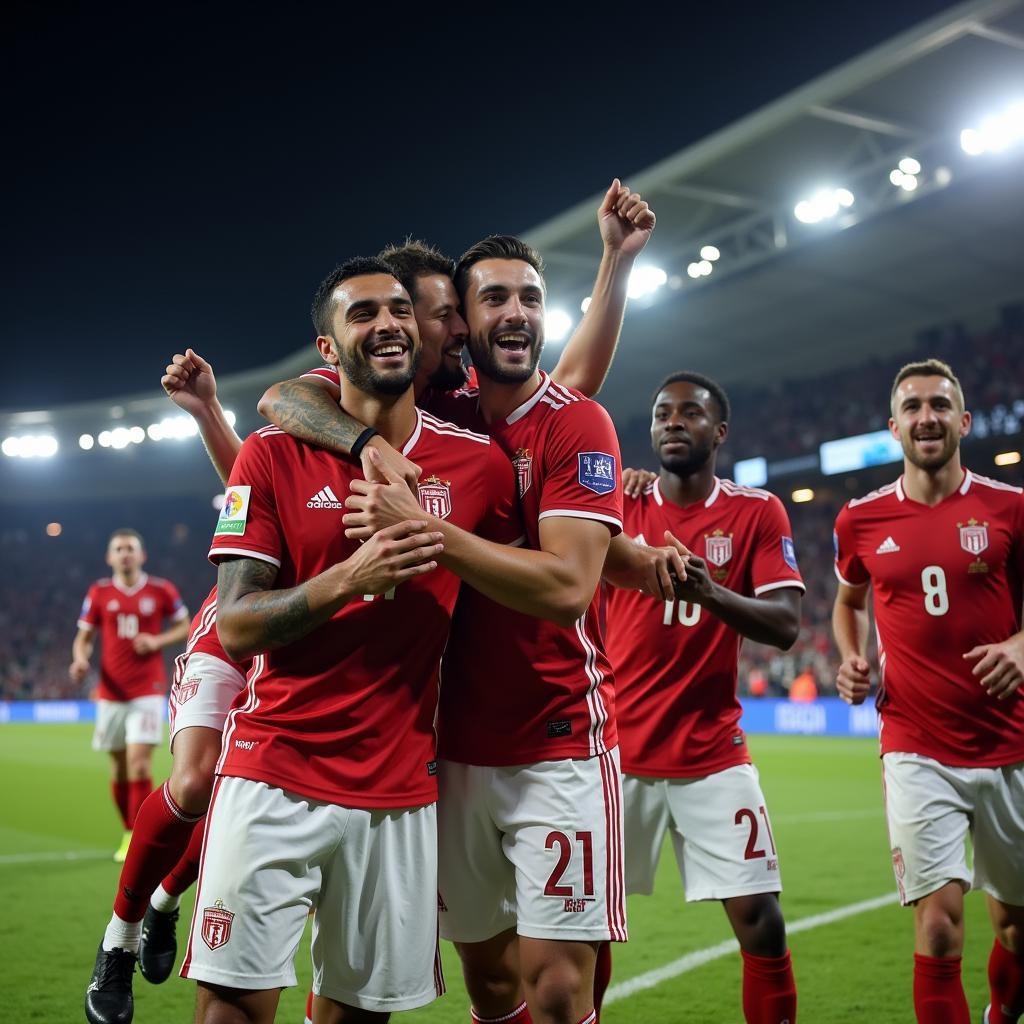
[
  {"x1": 379, "y1": 239, "x2": 455, "y2": 302},
  {"x1": 652, "y1": 371, "x2": 731, "y2": 423},
  {"x1": 890, "y1": 357, "x2": 964, "y2": 414},
  {"x1": 310, "y1": 256, "x2": 405, "y2": 336},
  {"x1": 453, "y1": 234, "x2": 544, "y2": 300},
  {"x1": 109, "y1": 528, "x2": 144, "y2": 547}
]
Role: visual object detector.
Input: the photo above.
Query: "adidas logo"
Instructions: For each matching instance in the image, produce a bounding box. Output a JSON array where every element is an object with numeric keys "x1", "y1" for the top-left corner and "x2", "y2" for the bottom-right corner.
[
  {"x1": 876, "y1": 536, "x2": 900, "y2": 554},
  {"x1": 307, "y1": 486, "x2": 344, "y2": 509}
]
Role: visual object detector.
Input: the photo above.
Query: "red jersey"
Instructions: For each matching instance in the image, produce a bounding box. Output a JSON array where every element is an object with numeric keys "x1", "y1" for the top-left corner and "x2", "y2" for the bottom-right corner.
[
  {"x1": 172, "y1": 586, "x2": 250, "y2": 687},
  {"x1": 439, "y1": 372, "x2": 624, "y2": 765},
  {"x1": 606, "y1": 478, "x2": 805, "y2": 778},
  {"x1": 209, "y1": 410, "x2": 519, "y2": 808},
  {"x1": 78, "y1": 575, "x2": 187, "y2": 701},
  {"x1": 834, "y1": 469, "x2": 1024, "y2": 767}
]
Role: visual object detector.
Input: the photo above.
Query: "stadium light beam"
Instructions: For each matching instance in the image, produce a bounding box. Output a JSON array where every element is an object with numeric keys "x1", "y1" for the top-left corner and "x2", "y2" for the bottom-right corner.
[
  {"x1": 994, "y1": 451, "x2": 1021, "y2": 466},
  {"x1": 2, "y1": 434, "x2": 59, "y2": 458},
  {"x1": 627, "y1": 265, "x2": 668, "y2": 300},
  {"x1": 793, "y1": 188, "x2": 854, "y2": 225},
  {"x1": 79, "y1": 433, "x2": 94, "y2": 450},
  {"x1": 699, "y1": 245, "x2": 721, "y2": 261},
  {"x1": 960, "y1": 101, "x2": 1024, "y2": 156},
  {"x1": 791, "y1": 488, "x2": 815, "y2": 504},
  {"x1": 544, "y1": 309, "x2": 573, "y2": 342}
]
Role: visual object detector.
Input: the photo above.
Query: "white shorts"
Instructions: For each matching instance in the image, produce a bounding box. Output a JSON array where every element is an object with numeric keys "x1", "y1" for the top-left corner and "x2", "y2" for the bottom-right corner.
[
  {"x1": 182, "y1": 776, "x2": 443, "y2": 1011},
  {"x1": 882, "y1": 752, "x2": 1024, "y2": 907},
  {"x1": 622, "y1": 764, "x2": 782, "y2": 902},
  {"x1": 92, "y1": 695, "x2": 165, "y2": 751},
  {"x1": 437, "y1": 749, "x2": 627, "y2": 944},
  {"x1": 168, "y1": 652, "x2": 246, "y2": 747}
]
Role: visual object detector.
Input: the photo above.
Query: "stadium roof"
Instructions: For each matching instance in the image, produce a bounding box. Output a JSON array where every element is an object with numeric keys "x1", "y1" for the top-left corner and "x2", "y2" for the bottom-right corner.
[{"x1": 4, "y1": 0, "x2": 1023, "y2": 497}]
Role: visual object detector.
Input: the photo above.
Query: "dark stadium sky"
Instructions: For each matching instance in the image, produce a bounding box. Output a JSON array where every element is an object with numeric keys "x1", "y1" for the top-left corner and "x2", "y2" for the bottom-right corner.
[{"x1": 7, "y1": 0, "x2": 957, "y2": 410}]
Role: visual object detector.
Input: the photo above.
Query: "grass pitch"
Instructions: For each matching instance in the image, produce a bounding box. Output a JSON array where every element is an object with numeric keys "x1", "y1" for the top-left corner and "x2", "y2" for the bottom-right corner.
[{"x1": 0, "y1": 728, "x2": 995, "y2": 1022}]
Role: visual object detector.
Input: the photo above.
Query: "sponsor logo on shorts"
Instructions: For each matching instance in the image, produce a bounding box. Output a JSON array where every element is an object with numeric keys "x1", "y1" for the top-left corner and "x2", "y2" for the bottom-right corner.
[
  {"x1": 563, "y1": 898, "x2": 594, "y2": 913},
  {"x1": 234, "y1": 738, "x2": 257, "y2": 750},
  {"x1": 202, "y1": 900, "x2": 234, "y2": 950},
  {"x1": 547, "y1": 719, "x2": 572, "y2": 738},
  {"x1": 176, "y1": 675, "x2": 201, "y2": 704}
]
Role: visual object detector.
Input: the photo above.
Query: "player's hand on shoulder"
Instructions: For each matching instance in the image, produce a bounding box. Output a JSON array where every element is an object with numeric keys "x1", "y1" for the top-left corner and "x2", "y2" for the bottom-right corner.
[
  {"x1": 360, "y1": 436, "x2": 421, "y2": 494},
  {"x1": 341, "y1": 520, "x2": 444, "y2": 596},
  {"x1": 344, "y1": 448, "x2": 426, "y2": 540},
  {"x1": 161, "y1": 348, "x2": 217, "y2": 413},
  {"x1": 964, "y1": 635, "x2": 1024, "y2": 700},
  {"x1": 836, "y1": 655, "x2": 871, "y2": 705},
  {"x1": 598, "y1": 179, "x2": 655, "y2": 257},
  {"x1": 132, "y1": 633, "x2": 159, "y2": 655},
  {"x1": 68, "y1": 657, "x2": 89, "y2": 683},
  {"x1": 622, "y1": 467, "x2": 657, "y2": 499}
]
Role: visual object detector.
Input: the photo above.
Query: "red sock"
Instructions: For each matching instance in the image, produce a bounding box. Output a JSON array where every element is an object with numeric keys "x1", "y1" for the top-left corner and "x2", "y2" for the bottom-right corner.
[
  {"x1": 126, "y1": 777, "x2": 152, "y2": 828},
  {"x1": 470, "y1": 1001, "x2": 533, "y2": 1022},
  {"x1": 593, "y1": 942, "x2": 612, "y2": 1021},
  {"x1": 113, "y1": 782, "x2": 204, "y2": 921},
  {"x1": 575, "y1": 1013, "x2": 597, "y2": 1024},
  {"x1": 742, "y1": 949, "x2": 797, "y2": 1024},
  {"x1": 989, "y1": 939, "x2": 1024, "y2": 1024},
  {"x1": 111, "y1": 780, "x2": 131, "y2": 829},
  {"x1": 913, "y1": 953, "x2": 970, "y2": 1023},
  {"x1": 160, "y1": 818, "x2": 204, "y2": 898},
  {"x1": 305, "y1": 990, "x2": 314, "y2": 1022}
]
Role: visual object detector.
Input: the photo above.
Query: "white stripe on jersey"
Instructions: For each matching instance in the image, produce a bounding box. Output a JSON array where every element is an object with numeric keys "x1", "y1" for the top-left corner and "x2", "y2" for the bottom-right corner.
[
  {"x1": 547, "y1": 381, "x2": 582, "y2": 405},
  {"x1": 216, "y1": 654, "x2": 264, "y2": 776},
  {"x1": 848, "y1": 481, "x2": 899, "y2": 508},
  {"x1": 575, "y1": 614, "x2": 609, "y2": 757},
  {"x1": 967, "y1": 471, "x2": 1023, "y2": 495},
  {"x1": 719, "y1": 480, "x2": 771, "y2": 502},
  {"x1": 419, "y1": 413, "x2": 491, "y2": 445},
  {"x1": 255, "y1": 425, "x2": 285, "y2": 438}
]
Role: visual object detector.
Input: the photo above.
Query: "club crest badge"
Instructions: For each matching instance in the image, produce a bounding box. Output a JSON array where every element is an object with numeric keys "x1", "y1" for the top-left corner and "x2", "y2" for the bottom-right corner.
[
  {"x1": 202, "y1": 900, "x2": 234, "y2": 950},
  {"x1": 705, "y1": 530, "x2": 733, "y2": 567},
  {"x1": 176, "y1": 676, "x2": 201, "y2": 704},
  {"x1": 513, "y1": 448, "x2": 533, "y2": 497},
  {"x1": 577, "y1": 452, "x2": 617, "y2": 495},
  {"x1": 891, "y1": 846, "x2": 905, "y2": 880},
  {"x1": 958, "y1": 519, "x2": 988, "y2": 556},
  {"x1": 139, "y1": 597, "x2": 156, "y2": 616},
  {"x1": 417, "y1": 475, "x2": 452, "y2": 520}
]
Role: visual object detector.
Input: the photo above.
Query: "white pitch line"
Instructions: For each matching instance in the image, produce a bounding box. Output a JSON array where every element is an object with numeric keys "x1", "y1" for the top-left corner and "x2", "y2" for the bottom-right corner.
[
  {"x1": 605, "y1": 892, "x2": 898, "y2": 1004},
  {"x1": 0, "y1": 849, "x2": 110, "y2": 866}
]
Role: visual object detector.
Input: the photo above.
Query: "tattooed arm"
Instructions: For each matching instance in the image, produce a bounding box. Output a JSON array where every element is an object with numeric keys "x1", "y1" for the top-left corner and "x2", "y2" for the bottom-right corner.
[
  {"x1": 257, "y1": 377, "x2": 421, "y2": 490},
  {"x1": 215, "y1": 520, "x2": 445, "y2": 661}
]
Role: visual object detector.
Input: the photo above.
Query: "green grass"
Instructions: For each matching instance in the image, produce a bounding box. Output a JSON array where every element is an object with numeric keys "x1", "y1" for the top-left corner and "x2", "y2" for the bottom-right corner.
[{"x1": 0, "y1": 729, "x2": 995, "y2": 1022}]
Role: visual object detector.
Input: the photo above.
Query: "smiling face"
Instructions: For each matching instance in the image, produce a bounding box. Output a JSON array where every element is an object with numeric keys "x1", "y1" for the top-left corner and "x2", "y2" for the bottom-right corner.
[
  {"x1": 651, "y1": 380, "x2": 727, "y2": 476},
  {"x1": 889, "y1": 374, "x2": 970, "y2": 471},
  {"x1": 319, "y1": 273, "x2": 421, "y2": 396},
  {"x1": 463, "y1": 259, "x2": 545, "y2": 384},
  {"x1": 412, "y1": 272, "x2": 469, "y2": 392}
]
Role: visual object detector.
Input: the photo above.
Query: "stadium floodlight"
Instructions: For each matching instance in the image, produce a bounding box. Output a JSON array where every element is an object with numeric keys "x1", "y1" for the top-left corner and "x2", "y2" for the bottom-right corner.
[
  {"x1": 2, "y1": 434, "x2": 59, "y2": 458},
  {"x1": 793, "y1": 188, "x2": 854, "y2": 224},
  {"x1": 898, "y1": 157, "x2": 921, "y2": 175},
  {"x1": 791, "y1": 488, "x2": 815, "y2": 503},
  {"x1": 580, "y1": 296, "x2": 592, "y2": 313},
  {"x1": 225, "y1": 410, "x2": 237, "y2": 427},
  {"x1": 79, "y1": 433, "x2": 94, "y2": 450},
  {"x1": 98, "y1": 431, "x2": 112, "y2": 448},
  {"x1": 995, "y1": 451, "x2": 1022, "y2": 466},
  {"x1": 627, "y1": 264, "x2": 668, "y2": 299},
  {"x1": 934, "y1": 166, "x2": 953, "y2": 187},
  {"x1": 109, "y1": 427, "x2": 132, "y2": 450},
  {"x1": 686, "y1": 263, "x2": 702, "y2": 279},
  {"x1": 46, "y1": 522, "x2": 62, "y2": 537},
  {"x1": 544, "y1": 309, "x2": 573, "y2": 342},
  {"x1": 890, "y1": 167, "x2": 919, "y2": 192},
  {"x1": 697, "y1": 260, "x2": 713, "y2": 276},
  {"x1": 960, "y1": 101, "x2": 1024, "y2": 156},
  {"x1": 147, "y1": 415, "x2": 200, "y2": 441},
  {"x1": 699, "y1": 245, "x2": 721, "y2": 261},
  {"x1": 129, "y1": 426, "x2": 145, "y2": 444}
]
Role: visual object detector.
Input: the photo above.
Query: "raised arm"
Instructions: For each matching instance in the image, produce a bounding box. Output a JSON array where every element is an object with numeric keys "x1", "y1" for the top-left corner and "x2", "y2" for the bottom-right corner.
[
  {"x1": 550, "y1": 179, "x2": 656, "y2": 397},
  {"x1": 161, "y1": 349, "x2": 243, "y2": 485},
  {"x1": 832, "y1": 581, "x2": 872, "y2": 704},
  {"x1": 215, "y1": 521, "x2": 443, "y2": 661},
  {"x1": 257, "y1": 375, "x2": 421, "y2": 491}
]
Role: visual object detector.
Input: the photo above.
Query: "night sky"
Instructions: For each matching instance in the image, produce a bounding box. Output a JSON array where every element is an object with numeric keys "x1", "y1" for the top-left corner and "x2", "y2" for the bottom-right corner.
[{"x1": 8, "y1": 1, "x2": 956, "y2": 410}]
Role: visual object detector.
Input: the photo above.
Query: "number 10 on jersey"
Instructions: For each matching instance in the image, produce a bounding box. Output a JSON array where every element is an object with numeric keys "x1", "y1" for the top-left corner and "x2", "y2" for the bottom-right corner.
[{"x1": 663, "y1": 599, "x2": 700, "y2": 627}]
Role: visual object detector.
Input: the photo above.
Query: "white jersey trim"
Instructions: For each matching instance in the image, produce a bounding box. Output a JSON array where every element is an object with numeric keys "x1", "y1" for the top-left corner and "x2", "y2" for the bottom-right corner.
[
  {"x1": 849, "y1": 481, "x2": 900, "y2": 508},
  {"x1": 505, "y1": 372, "x2": 551, "y2": 425},
  {"x1": 208, "y1": 547, "x2": 282, "y2": 568},
  {"x1": 574, "y1": 614, "x2": 609, "y2": 757},
  {"x1": 217, "y1": 654, "x2": 264, "y2": 776},
  {"x1": 834, "y1": 564, "x2": 869, "y2": 588},
  {"x1": 967, "y1": 470, "x2": 1022, "y2": 495},
  {"x1": 112, "y1": 573, "x2": 149, "y2": 596},
  {"x1": 754, "y1": 579, "x2": 806, "y2": 595},
  {"x1": 419, "y1": 411, "x2": 490, "y2": 445},
  {"x1": 719, "y1": 479, "x2": 772, "y2": 502},
  {"x1": 538, "y1": 509, "x2": 623, "y2": 530},
  {"x1": 401, "y1": 408, "x2": 424, "y2": 455}
]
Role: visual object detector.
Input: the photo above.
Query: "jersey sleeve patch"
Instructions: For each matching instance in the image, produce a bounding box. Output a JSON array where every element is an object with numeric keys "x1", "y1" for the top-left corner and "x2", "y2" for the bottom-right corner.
[
  {"x1": 781, "y1": 536, "x2": 798, "y2": 570},
  {"x1": 215, "y1": 485, "x2": 252, "y2": 536},
  {"x1": 577, "y1": 452, "x2": 617, "y2": 495}
]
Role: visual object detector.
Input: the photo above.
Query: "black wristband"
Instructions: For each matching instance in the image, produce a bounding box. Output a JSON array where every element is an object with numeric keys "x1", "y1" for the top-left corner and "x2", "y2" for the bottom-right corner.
[{"x1": 351, "y1": 427, "x2": 378, "y2": 460}]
